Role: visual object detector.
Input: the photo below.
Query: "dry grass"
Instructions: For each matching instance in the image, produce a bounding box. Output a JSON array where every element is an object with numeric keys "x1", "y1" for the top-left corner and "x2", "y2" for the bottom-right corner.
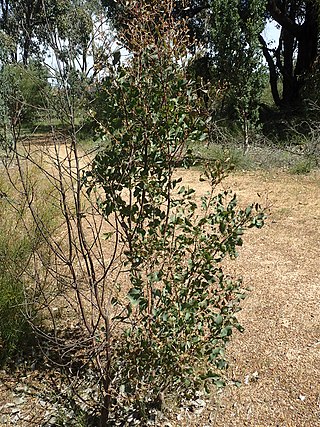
[
  {"x1": 0, "y1": 167, "x2": 319, "y2": 426},
  {"x1": 166, "y1": 169, "x2": 320, "y2": 427}
]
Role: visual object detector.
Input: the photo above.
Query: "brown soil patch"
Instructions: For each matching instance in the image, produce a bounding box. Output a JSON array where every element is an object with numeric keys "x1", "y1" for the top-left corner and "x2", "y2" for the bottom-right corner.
[{"x1": 1, "y1": 168, "x2": 319, "y2": 426}]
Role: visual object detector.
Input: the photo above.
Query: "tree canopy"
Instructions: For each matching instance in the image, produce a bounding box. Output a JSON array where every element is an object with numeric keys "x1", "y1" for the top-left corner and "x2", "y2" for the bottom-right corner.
[
  {"x1": 104, "y1": 0, "x2": 320, "y2": 113},
  {"x1": 1, "y1": 0, "x2": 320, "y2": 137}
]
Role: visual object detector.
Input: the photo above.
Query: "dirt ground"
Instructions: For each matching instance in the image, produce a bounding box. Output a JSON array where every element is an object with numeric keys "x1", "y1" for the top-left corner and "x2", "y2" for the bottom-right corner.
[
  {"x1": 0, "y1": 167, "x2": 319, "y2": 426},
  {"x1": 171, "y1": 169, "x2": 320, "y2": 427}
]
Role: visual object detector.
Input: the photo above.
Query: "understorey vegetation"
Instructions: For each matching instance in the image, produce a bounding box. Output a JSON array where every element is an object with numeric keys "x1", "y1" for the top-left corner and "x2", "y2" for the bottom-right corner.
[{"x1": 0, "y1": 0, "x2": 318, "y2": 426}]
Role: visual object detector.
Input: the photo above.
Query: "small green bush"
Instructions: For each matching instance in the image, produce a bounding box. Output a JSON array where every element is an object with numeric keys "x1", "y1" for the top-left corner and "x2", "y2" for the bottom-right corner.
[
  {"x1": 0, "y1": 217, "x2": 34, "y2": 362},
  {"x1": 0, "y1": 171, "x2": 58, "y2": 364},
  {"x1": 192, "y1": 142, "x2": 255, "y2": 170},
  {"x1": 0, "y1": 274, "x2": 31, "y2": 362},
  {"x1": 290, "y1": 158, "x2": 315, "y2": 174},
  {"x1": 83, "y1": 3, "x2": 265, "y2": 423}
]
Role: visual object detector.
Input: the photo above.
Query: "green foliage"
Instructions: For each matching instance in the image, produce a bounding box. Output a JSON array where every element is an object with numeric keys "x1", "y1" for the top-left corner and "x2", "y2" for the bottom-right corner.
[
  {"x1": 208, "y1": 0, "x2": 266, "y2": 140},
  {"x1": 55, "y1": 1, "x2": 93, "y2": 52},
  {"x1": 0, "y1": 0, "x2": 99, "y2": 66},
  {"x1": 0, "y1": 171, "x2": 59, "y2": 364},
  {"x1": 0, "y1": 0, "x2": 49, "y2": 64},
  {"x1": 0, "y1": 195, "x2": 33, "y2": 362},
  {"x1": 289, "y1": 158, "x2": 315, "y2": 175},
  {"x1": 0, "y1": 242, "x2": 33, "y2": 363},
  {"x1": 85, "y1": 3, "x2": 264, "y2": 421},
  {"x1": 108, "y1": 167, "x2": 263, "y2": 418},
  {"x1": 0, "y1": 61, "x2": 50, "y2": 133}
]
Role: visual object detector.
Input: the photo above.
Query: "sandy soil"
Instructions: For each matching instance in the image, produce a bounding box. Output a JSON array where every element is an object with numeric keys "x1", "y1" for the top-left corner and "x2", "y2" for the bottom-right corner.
[{"x1": 0, "y1": 167, "x2": 319, "y2": 426}]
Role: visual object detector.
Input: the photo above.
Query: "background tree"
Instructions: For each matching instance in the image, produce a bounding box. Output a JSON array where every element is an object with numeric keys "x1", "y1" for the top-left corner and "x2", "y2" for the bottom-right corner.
[
  {"x1": 0, "y1": 0, "x2": 48, "y2": 66},
  {"x1": 0, "y1": 0, "x2": 102, "y2": 73},
  {"x1": 103, "y1": 0, "x2": 266, "y2": 144},
  {"x1": 176, "y1": 0, "x2": 320, "y2": 112},
  {"x1": 260, "y1": 0, "x2": 319, "y2": 110},
  {"x1": 208, "y1": 0, "x2": 266, "y2": 145},
  {"x1": 0, "y1": 0, "x2": 106, "y2": 135},
  {"x1": 104, "y1": 0, "x2": 320, "y2": 115}
]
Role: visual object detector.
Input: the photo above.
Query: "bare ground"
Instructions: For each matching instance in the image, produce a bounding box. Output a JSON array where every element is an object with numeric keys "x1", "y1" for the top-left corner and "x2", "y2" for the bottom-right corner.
[
  {"x1": 171, "y1": 169, "x2": 320, "y2": 427},
  {"x1": 0, "y1": 168, "x2": 319, "y2": 426}
]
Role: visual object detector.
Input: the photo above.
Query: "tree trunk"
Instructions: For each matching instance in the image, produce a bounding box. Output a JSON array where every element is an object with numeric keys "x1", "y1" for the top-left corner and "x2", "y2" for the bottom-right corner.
[
  {"x1": 266, "y1": 0, "x2": 319, "y2": 111},
  {"x1": 281, "y1": 26, "x2": 299, "y2": 109},
  {"x1": 295, "y1": 1, "x2": 319, "y2": 76},
  {"x1": 259, "y1": 34, "x2": 281, "y2": 107}
]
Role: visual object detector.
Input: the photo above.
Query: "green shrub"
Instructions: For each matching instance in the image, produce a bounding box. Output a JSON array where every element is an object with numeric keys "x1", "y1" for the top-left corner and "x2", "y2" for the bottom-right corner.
[
  {"x1": 0, "y1": 61, "x2": 50, "y2": 131},
  {"x1": 0, "y1": 209, "x2": 33, "y2": 362},
  {"x1": 290, "y1": 158, "x2": 315, "y2": 174},
  {"x1": 0, "y1": 171, "x2": 58, "y2": 364},
  {"x1": 0, "y1": 273, "x2": 31, "y2": 362},
  {"x1": 83, "y1": 3, "x2": 265, "y2": 423}
]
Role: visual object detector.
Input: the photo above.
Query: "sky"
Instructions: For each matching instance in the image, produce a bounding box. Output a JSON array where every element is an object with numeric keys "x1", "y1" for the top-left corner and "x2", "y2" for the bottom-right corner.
[{"x1": 262, "y1": 20, "x2": 281, "y2": 48}]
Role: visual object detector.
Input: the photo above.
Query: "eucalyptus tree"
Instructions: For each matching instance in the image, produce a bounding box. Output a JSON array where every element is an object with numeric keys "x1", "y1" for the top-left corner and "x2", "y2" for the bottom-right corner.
[
  {"x1": 0, "y1": 0, "x2": 106, "y2": 132},
  {"x1": 42, "y1": 0, "x2": 105, "y2": 77},
  {"x1": 177, "y1": 0, "x2": 320, "y2": 111},
  {"x1": 0, "y1": 0, "x2": 49, "y2": 65},
  {"x1": 207, "y1": 0, "x2": 265, "y2": 144},
  {"x1": 261, "y1": 0, "x2": 319, "y2": 110},
  {"x1": 180, "y1": 0, "x2": 320, "y2": 111},
  {"x1": 103, "y1": 0, "x2": 320, "y2": 114}
]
